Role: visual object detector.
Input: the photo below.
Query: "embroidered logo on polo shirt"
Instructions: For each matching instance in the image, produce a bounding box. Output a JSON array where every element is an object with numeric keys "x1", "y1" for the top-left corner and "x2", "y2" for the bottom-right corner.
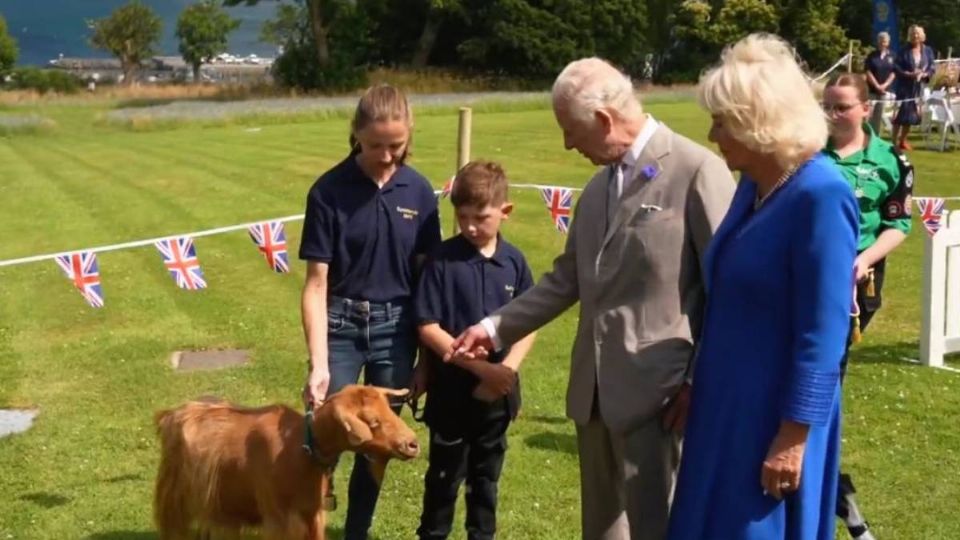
[
  {"x1": 396, "y1": 207, "x2": 419, "y2": 220},
  {"x1": 505, "y1": 285, "x2": 516, "y2": 297},
  {"x1": 855, "y1": 166, "x2": 879, "y2": 181}
]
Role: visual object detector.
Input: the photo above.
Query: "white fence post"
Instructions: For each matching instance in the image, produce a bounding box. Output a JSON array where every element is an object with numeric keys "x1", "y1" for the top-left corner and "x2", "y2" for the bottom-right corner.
[{"x1": 920, "y1": 210, "x2": 960, "y2": 368}]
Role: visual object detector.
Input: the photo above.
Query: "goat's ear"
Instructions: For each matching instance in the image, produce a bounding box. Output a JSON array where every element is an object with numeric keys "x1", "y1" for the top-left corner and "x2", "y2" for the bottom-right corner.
[
  {"x1": 335, "y1": 408, "x2": 373, "y2": 446},
  {"x1": 367, "y1": 458, "x2": 387, "y2": 485}
]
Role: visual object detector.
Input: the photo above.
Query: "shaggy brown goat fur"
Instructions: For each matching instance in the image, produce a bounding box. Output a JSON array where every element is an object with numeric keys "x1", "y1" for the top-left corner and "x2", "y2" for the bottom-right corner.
[{"x1": 154, "y1": 385, "x2": 420, "y2": 539}]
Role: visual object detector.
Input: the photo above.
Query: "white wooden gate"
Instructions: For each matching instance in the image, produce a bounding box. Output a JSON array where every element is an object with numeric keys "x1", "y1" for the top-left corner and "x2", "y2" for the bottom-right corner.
[{"x1": 920, "y1": 210, "x2": 960, "y2": 368}]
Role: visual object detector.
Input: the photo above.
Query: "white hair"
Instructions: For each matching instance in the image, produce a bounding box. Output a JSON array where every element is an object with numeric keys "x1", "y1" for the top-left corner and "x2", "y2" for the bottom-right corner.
[
  {"x1": 698, "y1": 33, "x2": 827, "y2": 170},
  {"x1": 552, "y1": 57, "x2": 642, "y2": 125},
  {"x1": 908, "y1": 25, "x2": 926, "y2": 43}
]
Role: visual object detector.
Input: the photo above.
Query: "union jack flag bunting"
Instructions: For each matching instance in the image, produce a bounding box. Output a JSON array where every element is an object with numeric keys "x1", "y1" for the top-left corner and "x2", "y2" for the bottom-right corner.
[
  {"x1": 915, "y1": 197, "x2": 946, "y2": 237},
  {"x1": 540, "y1": 187, "x2": 573, "y2": 234},
  {"x1": 155, "y1": 237, "x2": 207, "y2": 290},
  {"x1": 55, "y1": 251, "x2": 104, "y2": 308},
  {"x1": 248, "y1": 221, "x2": 290, "y2": 273},
  {"x1": 438, "y1": 176, "x2": 454, "y2": 199}
]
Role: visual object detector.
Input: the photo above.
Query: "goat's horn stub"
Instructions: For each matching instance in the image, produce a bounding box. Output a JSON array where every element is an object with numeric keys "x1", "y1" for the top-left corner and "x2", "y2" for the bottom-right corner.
[{"x1": 375, "y1": 387, "x2": 410, "y2": 398}]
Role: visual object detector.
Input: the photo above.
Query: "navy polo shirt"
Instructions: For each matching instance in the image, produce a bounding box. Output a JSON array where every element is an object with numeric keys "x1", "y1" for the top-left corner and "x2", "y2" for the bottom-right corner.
[
  {"x1": 865, "y1": 50, "x2": 895, "y2": 92},
  {"x1": 415, "y1": 234, "x2": 534, "y2": 424},
  {"x1": 298, "y1": 156, "x2": 441, "y2": 303}
]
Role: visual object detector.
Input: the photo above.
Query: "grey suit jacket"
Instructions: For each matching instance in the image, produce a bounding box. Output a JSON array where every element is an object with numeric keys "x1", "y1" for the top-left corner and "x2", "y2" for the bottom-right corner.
[{"x1": 489, "y1": 124, "x2": 735, "y2": 433}]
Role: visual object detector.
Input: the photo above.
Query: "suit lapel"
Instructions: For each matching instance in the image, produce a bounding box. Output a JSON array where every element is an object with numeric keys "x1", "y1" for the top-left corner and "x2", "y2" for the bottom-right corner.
[{"x1": 600, "y1": 126, "x2": 673, "y2": 252}]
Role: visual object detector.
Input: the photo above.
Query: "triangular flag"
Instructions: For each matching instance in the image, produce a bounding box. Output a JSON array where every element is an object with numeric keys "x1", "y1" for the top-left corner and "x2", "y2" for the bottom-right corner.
[
  {"x1": 438, "y1": 176, "x2": 454, "y2": 200},
  {"x1": 915, "y1": 197, "x2": 946, "y2": 237},
  {"x1": 248, "y1": 221, "x2": 290, "y2": 273},
  {"x1": 54, "y1": 251, "x2": 105, "y2": 308},
  {"x1": 154, "y1": 237, "x2": 207, "y2": 290},
  {"x1": 539, "y1": 186, "x2": 573, "y2": 234}
]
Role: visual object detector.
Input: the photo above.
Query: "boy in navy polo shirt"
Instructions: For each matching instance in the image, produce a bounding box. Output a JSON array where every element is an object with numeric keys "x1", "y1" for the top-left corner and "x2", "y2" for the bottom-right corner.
[{"x1": 413, "y1": 161, "x2": 536, "y2": 540}]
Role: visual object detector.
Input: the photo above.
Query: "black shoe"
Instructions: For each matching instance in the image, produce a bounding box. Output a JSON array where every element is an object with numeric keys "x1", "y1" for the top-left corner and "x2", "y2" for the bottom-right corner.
[{"x1": 849, "y1": 523, "x2": 876, "y2": 540}]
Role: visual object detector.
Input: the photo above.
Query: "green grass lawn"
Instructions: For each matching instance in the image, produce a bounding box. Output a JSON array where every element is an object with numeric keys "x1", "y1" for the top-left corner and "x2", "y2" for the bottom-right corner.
[{"x1": 0, "y1": 96, "x2": 958, "y2": 539}]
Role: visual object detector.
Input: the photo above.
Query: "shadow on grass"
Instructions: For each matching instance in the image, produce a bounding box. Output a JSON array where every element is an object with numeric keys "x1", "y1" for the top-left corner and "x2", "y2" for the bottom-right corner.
[
  {"x1": 20, "y1": 492, "x2": 70, "y2": 508},
  {"x1": 114, "y1": 99, "x2": 179, "y2": 109},
  {"x1": 83, "y1": 525, "x2": 379, "y2": 539},
  {"x1": 85, "y1": 532, "x2": 157, "y2": 540},
  {"x1": 524, "y1": 431, "x2": 577, "y2": 455},
  {"x1": 105, "y1": 473, "x2": 142, "y2": 483},
  {"x1": 848, "y1": 341, "x2": 922, "y2": 366},
  {"x1": 521, "y1": 414, "x2": 568, "y2": 426},
  {"x1": 325, "y1": 526, "x2": 383, "y2": 540}
]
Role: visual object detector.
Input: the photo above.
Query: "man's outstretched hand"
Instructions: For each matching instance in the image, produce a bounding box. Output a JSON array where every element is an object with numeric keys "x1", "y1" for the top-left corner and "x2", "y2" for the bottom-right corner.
[{"x1": 446, "y1": 323, "x2": 494, "y2": 363}]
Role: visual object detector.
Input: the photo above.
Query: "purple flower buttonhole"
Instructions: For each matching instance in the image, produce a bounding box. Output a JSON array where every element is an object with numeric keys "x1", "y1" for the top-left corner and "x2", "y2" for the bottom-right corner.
[{"x1": 641, "y1": 164, "x2": 660, "y2": 180}]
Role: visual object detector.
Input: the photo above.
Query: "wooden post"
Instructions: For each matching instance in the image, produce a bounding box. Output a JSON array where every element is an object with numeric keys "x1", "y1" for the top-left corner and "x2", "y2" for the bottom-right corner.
[
  {"x1": 949, "y1": 47, "x2": 954, "y2": 61},
  {"x1": 847, "y1": 40, "x2": 854, "y2": 73},
  {"x1": 452, "y1": 107, "x2": 472, "y2": 235}
]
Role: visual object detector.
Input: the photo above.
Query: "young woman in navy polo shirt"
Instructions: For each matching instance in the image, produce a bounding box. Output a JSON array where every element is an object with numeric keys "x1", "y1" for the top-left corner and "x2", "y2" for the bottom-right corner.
[{"x1": 298, "y1": 84, "x2": 441, "y2": 540}]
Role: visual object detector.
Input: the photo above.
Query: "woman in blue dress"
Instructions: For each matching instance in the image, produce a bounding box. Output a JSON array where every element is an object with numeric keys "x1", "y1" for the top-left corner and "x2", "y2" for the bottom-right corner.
[
  {"x1": 892, "y1": 24, "x2": 936, "y2": 150},
  {"x1": 667, "y1": 34, "x2": 858, "y2": 540}
]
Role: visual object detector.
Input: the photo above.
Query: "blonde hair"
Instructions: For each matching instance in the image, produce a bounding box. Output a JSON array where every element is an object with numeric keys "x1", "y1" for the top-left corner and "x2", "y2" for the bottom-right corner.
[
  {"x1": 908, "y1": 25, "x2": 926, "y2": 43},
  {"x1": 698, "y1": 33, "x2": 827, "y2": 170},
  {"x1": 349, "y1": 84, "x2": 413, "y2": 161},
  {"x1": 552, "y1": 57, "x2": 642, "y2": 125}
]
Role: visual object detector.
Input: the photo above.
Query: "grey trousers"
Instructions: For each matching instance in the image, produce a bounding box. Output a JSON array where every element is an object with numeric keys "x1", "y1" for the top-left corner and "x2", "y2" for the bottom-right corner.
[
  {"x1": 575, "y1": 404, "x2": 681, "y2": 540},
  {"x1": 869, "y1": 92, "x2": 888, "y2": 136}
]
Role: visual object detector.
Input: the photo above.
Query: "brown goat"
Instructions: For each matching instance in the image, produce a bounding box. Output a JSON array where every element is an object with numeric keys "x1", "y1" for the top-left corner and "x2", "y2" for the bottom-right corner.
[{"x1": 154, "y1": 384, "x2": 420, "y2": 540}]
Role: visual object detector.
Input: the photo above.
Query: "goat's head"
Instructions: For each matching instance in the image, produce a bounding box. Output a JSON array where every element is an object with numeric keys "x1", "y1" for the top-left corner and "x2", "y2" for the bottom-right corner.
[{"x1": 318, "y1": 384, "x2": 420, "y2": 483}]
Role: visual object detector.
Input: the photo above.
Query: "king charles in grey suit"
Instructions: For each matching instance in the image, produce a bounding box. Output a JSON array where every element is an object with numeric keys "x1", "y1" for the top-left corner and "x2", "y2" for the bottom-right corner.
[{"x1": 449, "y1": 58, "x2": 736, "y2": 540}]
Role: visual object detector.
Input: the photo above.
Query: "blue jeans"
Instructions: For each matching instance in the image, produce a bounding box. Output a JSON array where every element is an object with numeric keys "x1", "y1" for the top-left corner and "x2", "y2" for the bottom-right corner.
[{"x1": 327, "y1": 296, "x2": 417, "y2": 540}]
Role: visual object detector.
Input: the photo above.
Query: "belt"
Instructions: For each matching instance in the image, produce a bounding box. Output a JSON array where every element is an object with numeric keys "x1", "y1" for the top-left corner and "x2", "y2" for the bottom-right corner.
[{"x1": 328, "y1": 295, "x2": 408, "y2": 322}]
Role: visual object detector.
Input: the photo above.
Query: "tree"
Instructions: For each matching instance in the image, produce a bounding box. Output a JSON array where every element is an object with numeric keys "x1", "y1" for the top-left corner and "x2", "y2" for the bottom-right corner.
[
  {"x1": 897, "y1": 0, "x2": 960, "y2": 57},
  {"x1": 177, "y1": 0, "x2": 240, "y2": 82},
  {"x1": 0, "y1": 14, "x2": 17, "y2": 75},
  {"x1": 666, "y1": 0, "x2": 779, "y2": 82},
  {"x1": 780, "y1": 0, "x2": 849, "y2": 71},
  {"x1": 583, "y1": 0, "x2": 650, "y2": 76},
  {"x1": 259, "y1": 2, "x2": 312, "y2": 48},
  {"x1": 88, "y1": 1, "x2": 162, "y2": 84},
  {"x1": 255, "y1": 0, "x2": 370, "y2": 90},
  {"x1": 452, "y1": 0, "x2": 648, "y2": 79},
  {"x1": 226, "y1": 0, "x2": 357, "y2": 69},
  {"x1": 646, "y1": 0, "x2": 684, "y2": 79},
  {"x1": 457, "y1": 0, "x2": 581, "y2": 79},
  {"x1": 412, "y1": 0, "x2": 463, "y2": 67},
  {"x1": 710, "y1": 0, "x2": 779, "y2": 47}
]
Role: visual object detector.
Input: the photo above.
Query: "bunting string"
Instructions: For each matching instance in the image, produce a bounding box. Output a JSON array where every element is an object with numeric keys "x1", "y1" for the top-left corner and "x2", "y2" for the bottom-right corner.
[
  {"x1": 808, "y1": 53, "x2": 852, "y2": 83},
  {"x1": 2, "y1": 184, "x2": 957, "y2": 309},
  {"x1": 0, "y1": 214, "x2": 305, "y2": 268}
]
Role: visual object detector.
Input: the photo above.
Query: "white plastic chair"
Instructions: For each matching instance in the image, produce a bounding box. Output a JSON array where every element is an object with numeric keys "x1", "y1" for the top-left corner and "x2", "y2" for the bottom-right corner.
[{"x1": 921, "y1": 95, "x2": 960, "y2": 151}]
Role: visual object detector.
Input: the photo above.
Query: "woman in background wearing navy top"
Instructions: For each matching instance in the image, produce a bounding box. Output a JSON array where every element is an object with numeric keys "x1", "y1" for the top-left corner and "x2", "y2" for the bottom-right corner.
[
  {"x1": 892, "y1": 25, "x2": 936, "y2": 150},
  {"x1": 864, "y1": 31, "x2": 896, "y2": 135},
  {"x1": 299, "y1": 84, "x2": 442, "y2": 540}
]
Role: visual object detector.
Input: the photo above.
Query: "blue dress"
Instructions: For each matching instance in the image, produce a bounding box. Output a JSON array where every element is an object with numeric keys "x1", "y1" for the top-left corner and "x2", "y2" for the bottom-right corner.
[
  {"x1": 667, "y1": 155, "x2": 858, "y2": 540},
  {"x1": 893, "y1": 45, "x2": 936, "y2": 126}
]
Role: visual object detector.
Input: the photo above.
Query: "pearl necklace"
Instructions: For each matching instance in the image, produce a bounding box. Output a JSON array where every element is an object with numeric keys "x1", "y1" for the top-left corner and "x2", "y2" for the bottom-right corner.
[{"x1": 753, "y1": 165, "x2": 798, "y2": 210}]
